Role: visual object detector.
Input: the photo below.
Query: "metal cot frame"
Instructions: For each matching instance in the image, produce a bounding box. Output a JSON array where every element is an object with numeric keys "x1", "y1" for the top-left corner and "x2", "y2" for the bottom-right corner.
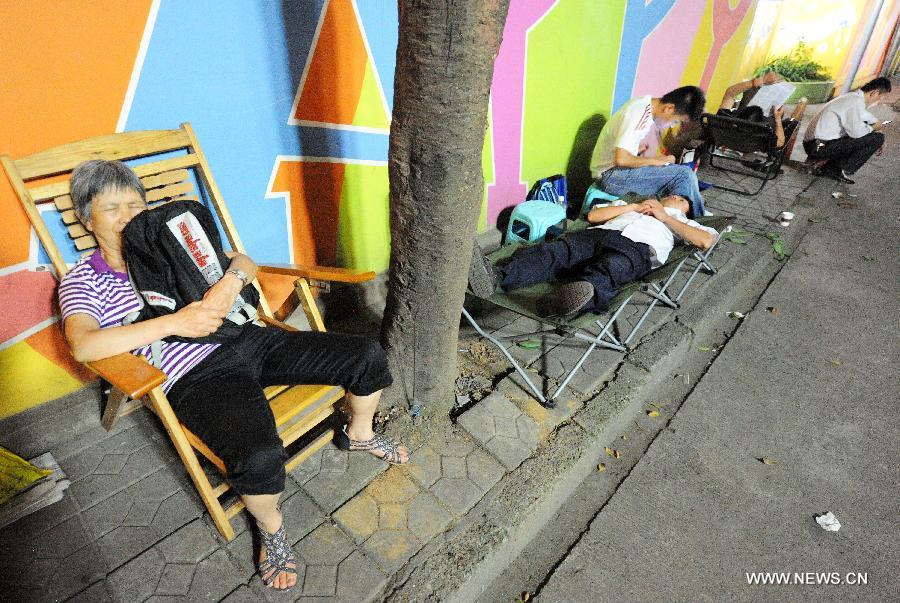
[{"x1": 462, "y1": 218, "x2": 732, "y2": 407}]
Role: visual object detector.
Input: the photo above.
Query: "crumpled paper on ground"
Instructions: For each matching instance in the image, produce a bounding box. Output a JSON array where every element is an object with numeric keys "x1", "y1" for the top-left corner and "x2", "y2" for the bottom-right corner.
[{"x1": 815, "y1": 511, "x2": 841, "y2": 532}]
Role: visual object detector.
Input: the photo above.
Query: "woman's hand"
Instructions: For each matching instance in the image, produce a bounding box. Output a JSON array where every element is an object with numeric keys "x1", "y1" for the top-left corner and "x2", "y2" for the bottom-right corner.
[
  {"x1": 201, "y1": 275, "x2": 244, "y2": 317},
  {"x1": 169, "y1": 302, "x2": 224, "y2": 338}
]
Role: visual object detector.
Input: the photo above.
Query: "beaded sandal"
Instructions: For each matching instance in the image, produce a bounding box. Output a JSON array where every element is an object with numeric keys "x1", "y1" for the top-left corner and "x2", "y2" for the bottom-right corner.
[
  {"x1": 258, "y1": 523, "x2": 297, "y2": 590},
  {"x1": 334, "y1": 428, "x2": 409, "y2": 465}
]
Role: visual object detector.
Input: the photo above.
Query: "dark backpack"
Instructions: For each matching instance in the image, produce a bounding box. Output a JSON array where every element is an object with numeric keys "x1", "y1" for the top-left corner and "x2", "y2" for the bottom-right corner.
[{"x1": 122, "y1": 200, "x2": 259, "y2": 345}]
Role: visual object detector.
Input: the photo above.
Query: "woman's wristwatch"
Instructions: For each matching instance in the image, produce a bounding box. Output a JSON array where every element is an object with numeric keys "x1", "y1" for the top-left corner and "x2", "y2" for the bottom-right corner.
[{"x1": 225, "y1": 268, "x2": 250, "y2": 287}]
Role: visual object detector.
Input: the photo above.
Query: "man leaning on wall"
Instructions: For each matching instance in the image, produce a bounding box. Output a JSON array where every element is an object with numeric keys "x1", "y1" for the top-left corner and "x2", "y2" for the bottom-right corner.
[{"x1": 590, "y1": 86, "x2": 709, "y2": 218}]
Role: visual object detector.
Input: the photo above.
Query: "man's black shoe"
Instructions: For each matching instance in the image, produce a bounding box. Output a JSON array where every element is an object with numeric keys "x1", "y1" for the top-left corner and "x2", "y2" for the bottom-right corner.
[
  {"x1": 468, "y1": 242, "x2": 500, "y2": 298},
  {"x1": 824, "y1": 165, "x2": 855, "y2": 184},
  {"x1": 540, "y1": 281, "x2": 594, "y2": 317}
]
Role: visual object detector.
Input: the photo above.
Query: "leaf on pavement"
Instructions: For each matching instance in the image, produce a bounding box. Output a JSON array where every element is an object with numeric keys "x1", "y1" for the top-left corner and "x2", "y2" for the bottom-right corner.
[
  {"x1": 758, "y1": 457, "x2": 778, "y2": 465},
  {"x1": 597, "y1": 462, "x2": 607, "y2": 472},
  {"x1": 517, "y1": 339, "x2": 541, "y2": 349},
  {"x1": 647, "y1": 410, "x2": 660, "y2": 418},
  {"x1": 766, "y1": 306, "x2": 778, "y2": 315},
  {"x1": 829, "y1": 359, "x2": 842, "y2": 366},
  {"x1": 699, "y1": 346, "x2": 711, "y2": 352}
]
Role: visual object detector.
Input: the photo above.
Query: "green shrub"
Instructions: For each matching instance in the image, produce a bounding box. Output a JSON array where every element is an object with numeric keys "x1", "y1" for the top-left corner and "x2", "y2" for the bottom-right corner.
[{"x1": 755, "y1": 42, "x2": 831, "y2": 82}]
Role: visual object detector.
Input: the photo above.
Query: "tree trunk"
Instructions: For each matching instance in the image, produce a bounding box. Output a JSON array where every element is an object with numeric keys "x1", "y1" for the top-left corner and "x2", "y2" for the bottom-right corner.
[{"x1": 381, "y1": 0, "x2": 510, "y2": 417}]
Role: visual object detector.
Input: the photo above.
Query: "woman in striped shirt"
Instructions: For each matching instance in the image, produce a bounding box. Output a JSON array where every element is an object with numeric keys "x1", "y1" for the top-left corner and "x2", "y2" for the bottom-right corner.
[{"x1": 59, "y1": 160, "x2": 407, "y2": 591}]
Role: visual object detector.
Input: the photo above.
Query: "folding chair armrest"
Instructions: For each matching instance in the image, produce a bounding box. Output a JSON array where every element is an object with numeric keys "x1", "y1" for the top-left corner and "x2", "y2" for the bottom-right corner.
[
  {"x1": 257, "y1": 314, "x2": 299, "y2": 332},
  {"x1": 87, "y1": 353, "x2": 167, "y2": 399},
  {"x1": 258, "y1": 264, "x2": 376, "y2": 283}
]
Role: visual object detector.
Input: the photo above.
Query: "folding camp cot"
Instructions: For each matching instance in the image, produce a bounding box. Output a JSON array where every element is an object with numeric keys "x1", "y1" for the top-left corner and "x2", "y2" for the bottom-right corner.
[{"x1": 462, "y1": 216, "x2": 733, "y2": 407}]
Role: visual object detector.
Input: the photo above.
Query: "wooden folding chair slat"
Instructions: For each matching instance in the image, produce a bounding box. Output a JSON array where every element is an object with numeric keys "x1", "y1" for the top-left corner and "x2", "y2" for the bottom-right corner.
[
  {"x1": 13, "y1": 129, "x2": 193, "y2": 180},
  {"x1": 132, "y1": 154, "x2": 200, "y2": 178},
  {"x1": 74, "y1": 235, "x2": 98, "y2": 250},
  {"x1": 0, "y1": 123, "x2": 374, "y2": 541},
  {"x1": 146, "y1": 181, "x2": 194, "y2": 202},
  {"x1": 141, "y1": 169, "x2": 189, "y2": 190},
  {"x1": 167, "y1": 195, "x2": 199, "y2": 203},
  {"x1": 67, "y1": 223, "x2": 89, "y2": 238}
]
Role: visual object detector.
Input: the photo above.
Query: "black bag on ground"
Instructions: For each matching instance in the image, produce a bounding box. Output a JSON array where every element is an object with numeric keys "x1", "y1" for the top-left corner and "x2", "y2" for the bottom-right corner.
[{"x1": 122, "y1": 200, "x2": 259, "y2": 344}]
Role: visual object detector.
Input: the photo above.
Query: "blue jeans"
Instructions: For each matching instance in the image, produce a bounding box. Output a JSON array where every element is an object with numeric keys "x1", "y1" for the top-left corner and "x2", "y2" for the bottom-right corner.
[{"x1": 599, "y1": 164, "x2": 706, "y2": 217}]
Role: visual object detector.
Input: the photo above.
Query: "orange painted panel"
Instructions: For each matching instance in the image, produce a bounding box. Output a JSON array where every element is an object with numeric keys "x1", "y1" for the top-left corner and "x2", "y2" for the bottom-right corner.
[
  {"x1": 270, "y1": 161, "x2": 344, "y2": 267},
  {"x1": 0, "y1": 270, "x2": 59, "y2": 342},
  {"x1": 26, "y1": 323, "x2": 93, "y2": 383},
  {"x1": 293, "y1": 0, "x2": 368, "y2": 125},
  {"x1": 0, "y1": 0, "x2": 153, "y2": 268}
]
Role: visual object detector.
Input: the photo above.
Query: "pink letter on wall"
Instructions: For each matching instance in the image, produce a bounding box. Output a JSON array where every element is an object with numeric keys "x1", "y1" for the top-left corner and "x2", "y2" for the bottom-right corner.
[
  {"x1": 632, "y1": 0, "x2": 707, "y2": 97},
  {"x1": 700, "y1": 0, "x2": 754, "y2": 90},
  {"x1": 486, "y1": 0, "x2": 557, "y2": 224}
]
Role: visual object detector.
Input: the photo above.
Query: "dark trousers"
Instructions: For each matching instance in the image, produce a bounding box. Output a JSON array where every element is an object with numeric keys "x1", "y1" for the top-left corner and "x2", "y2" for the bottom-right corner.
[
  {"x1": 167, "y1": 325, "x2": 392, "y2": 495},
  {"x1": 498, "y1": 228, "x2": 653, "y2": 312},
  {"x1": 803, "y1": 132, "x2": 884, "y2": 174}
]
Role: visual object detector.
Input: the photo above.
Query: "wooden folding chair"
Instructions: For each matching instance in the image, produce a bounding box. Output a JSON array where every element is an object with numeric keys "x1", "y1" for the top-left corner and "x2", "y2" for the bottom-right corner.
[{"x1": 1, "y1": 123, "x2": 374, "y2": 541}]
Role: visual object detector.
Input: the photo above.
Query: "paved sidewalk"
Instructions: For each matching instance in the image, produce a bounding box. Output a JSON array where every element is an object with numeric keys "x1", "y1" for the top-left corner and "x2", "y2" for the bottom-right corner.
[{"x1": 538, "y1": 91, "x2": 900, "y2": 602}]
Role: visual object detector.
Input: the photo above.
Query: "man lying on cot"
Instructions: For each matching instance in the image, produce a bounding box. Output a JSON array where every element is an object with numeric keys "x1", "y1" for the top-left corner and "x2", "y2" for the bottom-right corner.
[
  {"x1": 58, "y1": 160, "x2": 408, "y2": 592},
  {"x1": 469, "y1": 194, "x2": 718, "y2": 317}
]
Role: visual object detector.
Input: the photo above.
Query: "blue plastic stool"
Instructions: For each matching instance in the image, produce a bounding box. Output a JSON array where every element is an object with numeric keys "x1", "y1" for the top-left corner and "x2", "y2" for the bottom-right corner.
[
  {"x1": 505, "y1": 200, "x2": 566, "y2": 245},
  {"x1": 580, "y1": 182, "x2": 620, "y2": 216}
]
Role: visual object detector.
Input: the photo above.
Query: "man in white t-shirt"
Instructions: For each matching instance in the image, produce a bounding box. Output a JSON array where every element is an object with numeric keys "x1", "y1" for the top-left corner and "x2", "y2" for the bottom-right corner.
[
  {"x1": 591, "y1": 86, "x2": 709, "y2": 218},
  {"x1": 469, "y1": 195, "x2": 717, "y2": 316},
  {"x1": 803, "y1": 77, "x2": 891, "y2": 184}
]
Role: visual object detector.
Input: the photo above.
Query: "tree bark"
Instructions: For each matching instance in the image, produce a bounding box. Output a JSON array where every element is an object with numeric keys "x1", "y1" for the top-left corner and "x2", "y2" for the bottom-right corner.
[{"x1": 381, "y1": 0, "x2": 510, "y2": 416}]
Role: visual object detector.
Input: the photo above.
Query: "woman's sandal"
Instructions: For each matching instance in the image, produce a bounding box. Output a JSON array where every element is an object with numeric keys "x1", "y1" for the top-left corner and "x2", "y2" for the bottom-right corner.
[
  {"x1": 258, "y1": 523, "x2": 297, "y2": 590},
  {"x1": 334, "y1": 428, "x2": 410, "y2": 465}
]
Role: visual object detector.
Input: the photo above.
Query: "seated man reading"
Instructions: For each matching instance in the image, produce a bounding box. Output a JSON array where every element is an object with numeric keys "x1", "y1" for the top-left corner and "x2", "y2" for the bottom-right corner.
[
  {"x1": 590, "y1": 86, "x2": 709, "y2": 218},
  {"x1": 469, "y1": 195, "x2": 718, "y2": 317},
  {"x1": 718, "y1": 71, "x2": 808, "y2": 150}
]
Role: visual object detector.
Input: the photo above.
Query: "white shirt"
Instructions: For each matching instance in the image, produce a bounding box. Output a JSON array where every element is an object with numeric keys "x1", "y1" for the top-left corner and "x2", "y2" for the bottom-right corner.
[
  {"x1": 590, "y1": 96, "x2": 654, "y2": 177},
  {"x1": 804, "y1": 90, "x2": 877, "y2": 142},
  {"x1": 589, "y1": 200, "x2": 719, "y2": 267}
]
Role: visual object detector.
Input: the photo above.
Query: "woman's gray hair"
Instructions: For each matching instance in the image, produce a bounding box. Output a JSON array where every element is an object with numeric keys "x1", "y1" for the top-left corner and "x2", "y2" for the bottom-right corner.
[{"x1": 70, "y1": 160, "x2": 146, "y2": 223}]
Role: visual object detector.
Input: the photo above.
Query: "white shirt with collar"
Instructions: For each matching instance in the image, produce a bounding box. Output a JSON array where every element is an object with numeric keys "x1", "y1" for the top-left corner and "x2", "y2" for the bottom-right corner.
[
  {"x1": 588, "y1": 200, "x2": 719, "y2": 267},
  {"x1": 804, "y1": 89, "x2": 877, "y2": 142}
]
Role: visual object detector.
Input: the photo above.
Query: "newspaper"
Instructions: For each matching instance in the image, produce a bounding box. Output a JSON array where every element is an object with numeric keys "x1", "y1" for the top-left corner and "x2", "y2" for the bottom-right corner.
[{"x1": 747, "y1": 82, "x2": 796, "y2": 114}]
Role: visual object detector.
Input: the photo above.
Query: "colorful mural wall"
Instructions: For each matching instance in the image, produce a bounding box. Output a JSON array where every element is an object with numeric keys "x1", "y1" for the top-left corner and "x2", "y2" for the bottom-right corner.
[
  {"x1": 7, "y1": 0, "x2": 886, "y2": 417},
  {"x1": 737, "y1": 0, "x2": 899, "y2": 88}
]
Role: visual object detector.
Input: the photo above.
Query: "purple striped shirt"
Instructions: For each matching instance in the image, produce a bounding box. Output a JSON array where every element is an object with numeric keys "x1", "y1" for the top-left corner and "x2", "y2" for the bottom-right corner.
[{"x1": 58, "y1": 250, "x2": 219, "y2": 393}]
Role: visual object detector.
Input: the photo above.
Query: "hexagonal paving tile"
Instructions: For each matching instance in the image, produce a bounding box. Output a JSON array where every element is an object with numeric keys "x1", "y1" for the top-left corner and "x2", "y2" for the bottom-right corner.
[
  {"x1": 291, "y1": 443, "x2": 388, "y2": 513},
  {"x1": 406, "y1": 431, "x2": 505, "y2": 517},
  {"x1": 333, "y1": 468, "x2": 452, "y2": 572},
  {"x1": 457, "y1": 392, "x2": 540, "y2": 470}
]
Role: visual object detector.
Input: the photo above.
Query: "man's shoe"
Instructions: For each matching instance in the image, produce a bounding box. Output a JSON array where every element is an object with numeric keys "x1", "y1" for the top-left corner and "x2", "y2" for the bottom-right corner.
[
  {"x1": 540, "y1": 281, "x2": 594, "y2": 317},
  {"x1": 824, "y1": 165, "x2": 854, "y2": 184},
  {"x1": 468, "y1": 242, "x2": 500, "y2": 298}
]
